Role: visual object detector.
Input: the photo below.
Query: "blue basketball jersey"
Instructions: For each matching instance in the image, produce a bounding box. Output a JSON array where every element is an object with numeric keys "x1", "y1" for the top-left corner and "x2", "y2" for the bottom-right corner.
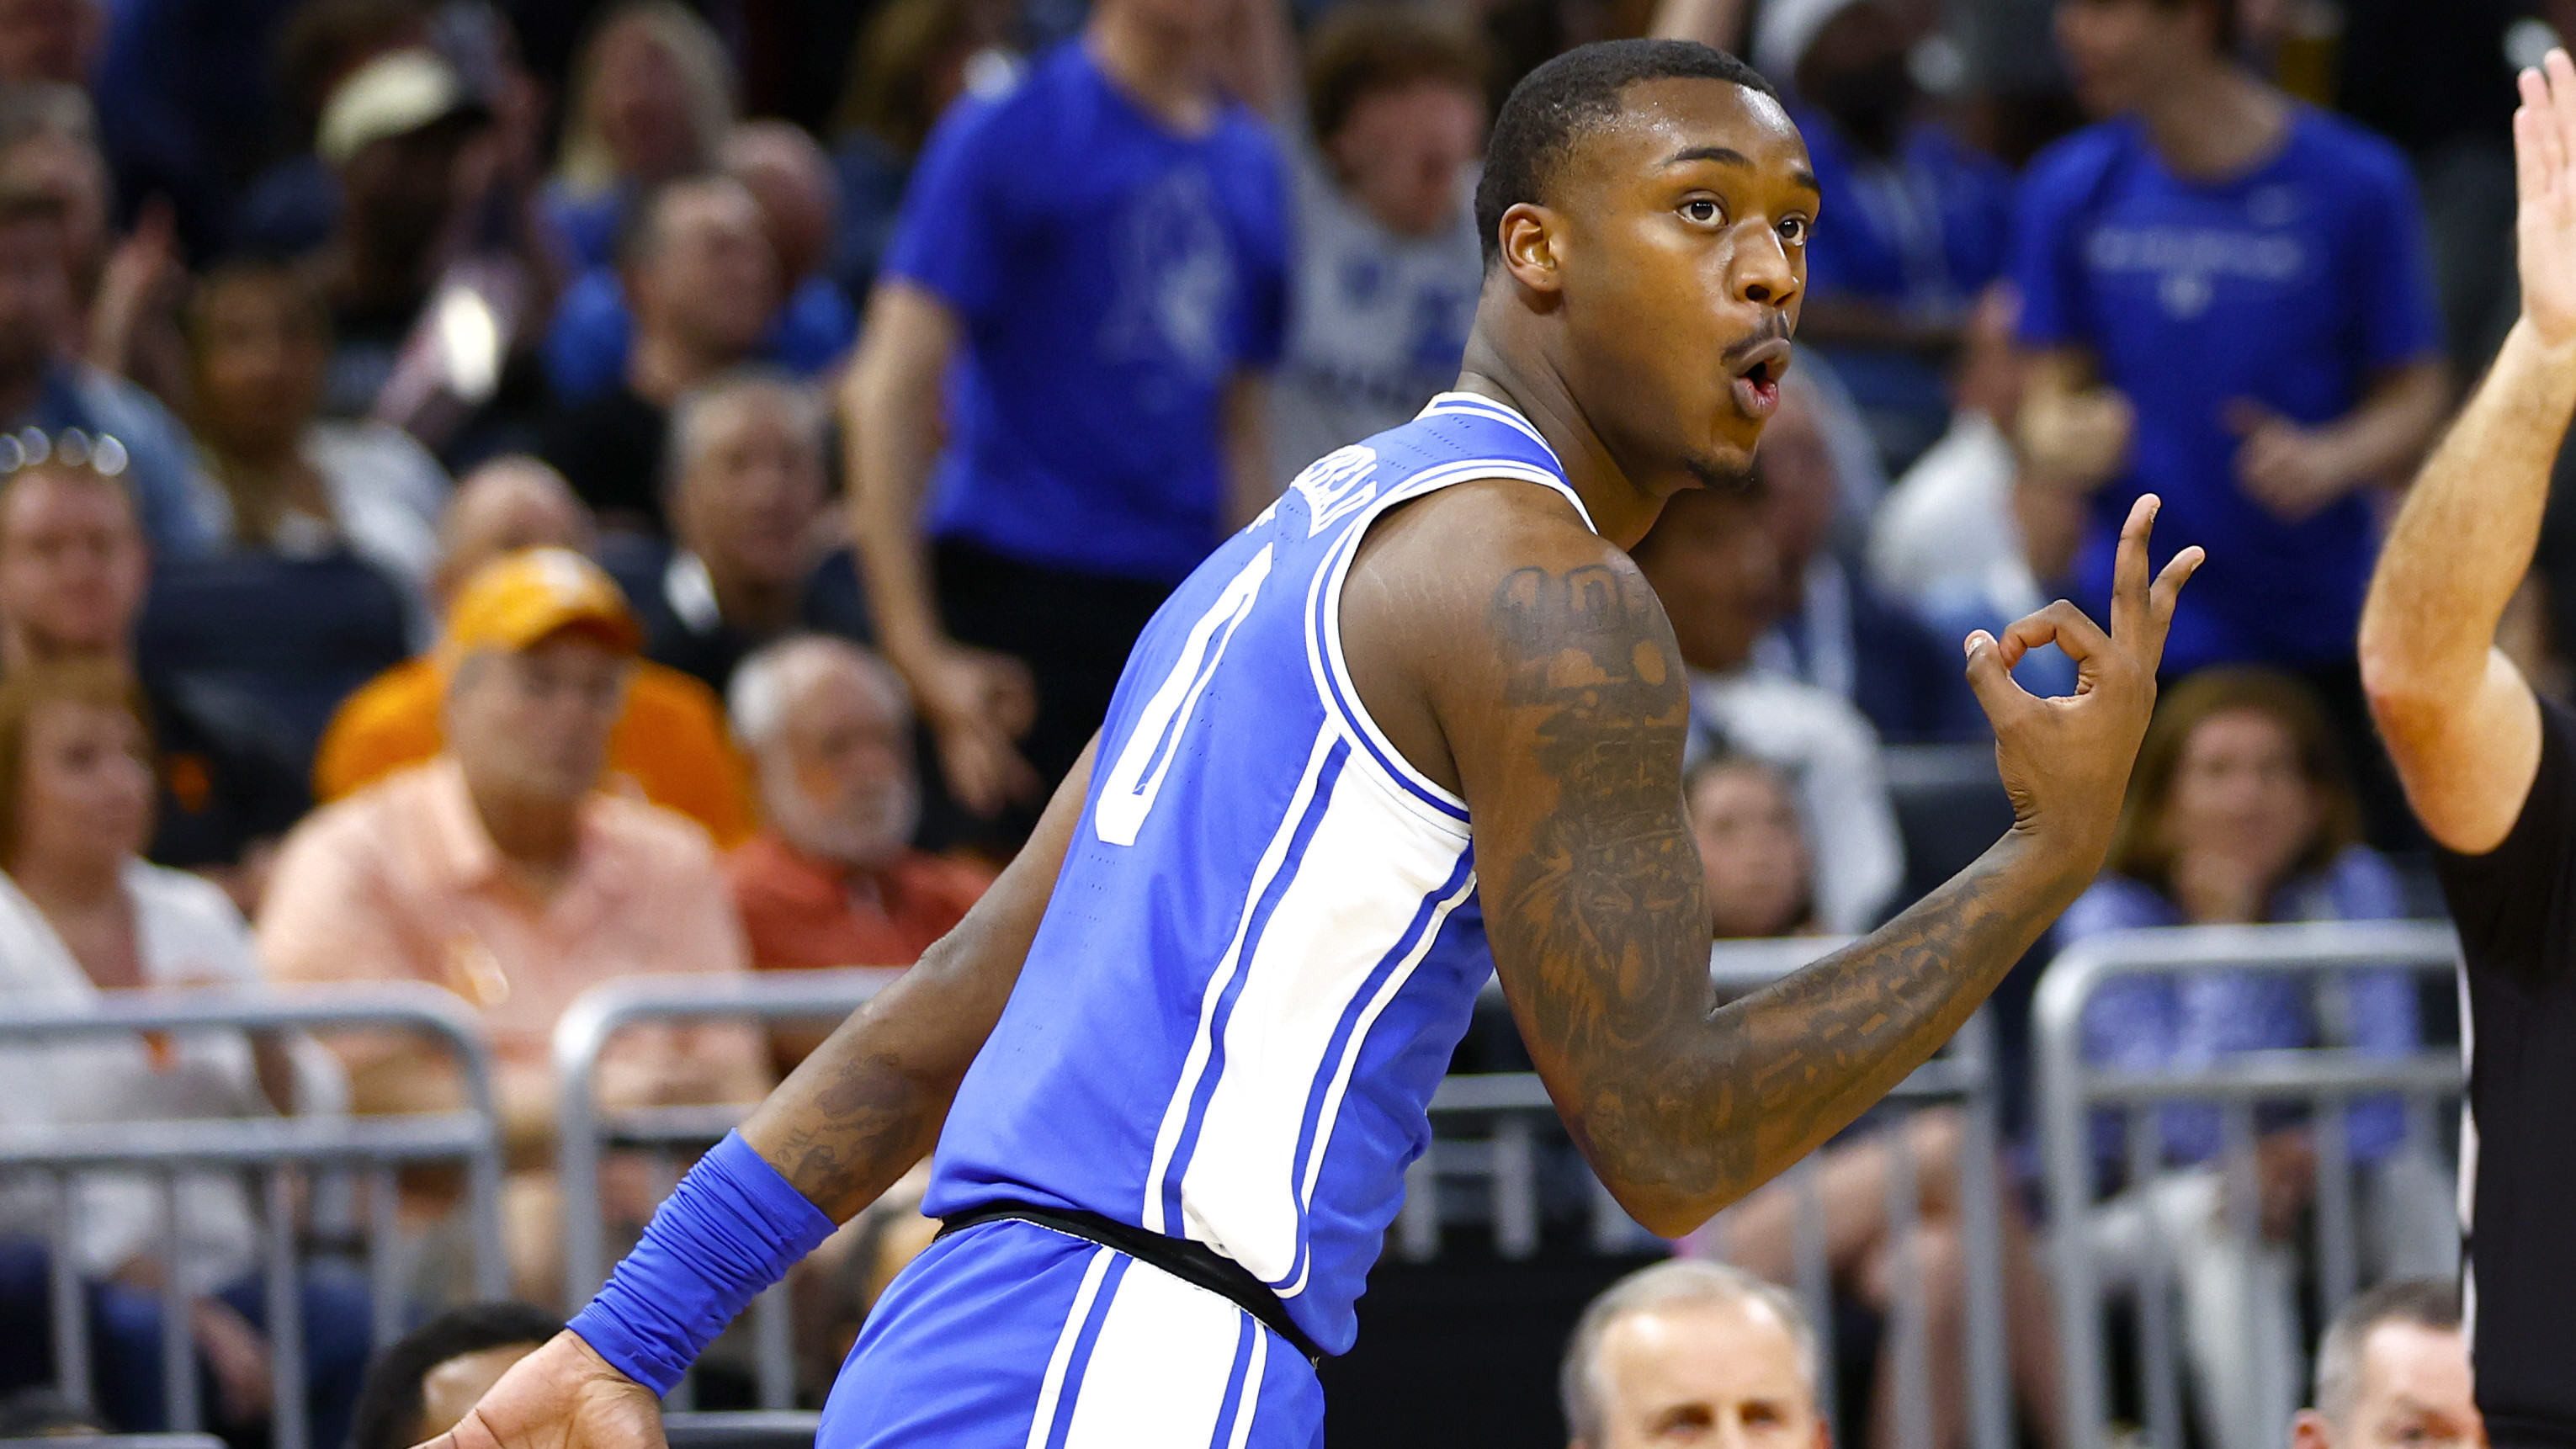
[{"x1": 924, "y1": 393, "x2": 1591, "y2": 1355}]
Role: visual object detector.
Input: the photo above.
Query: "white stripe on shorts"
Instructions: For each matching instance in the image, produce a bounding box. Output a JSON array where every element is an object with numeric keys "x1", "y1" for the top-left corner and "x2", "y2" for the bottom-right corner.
[
  {"x1": 1022, "y1": 1247, "x2": 1116, "y2": 1449},
  {"x1": 1060, "y1": 1257, "x2": 1262, "y2": 1448}
]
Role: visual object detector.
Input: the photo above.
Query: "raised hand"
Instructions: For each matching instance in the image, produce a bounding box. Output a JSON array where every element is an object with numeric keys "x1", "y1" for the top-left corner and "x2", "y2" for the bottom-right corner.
[
  {"x1": 2517, "y1": 50, "x2": 2576, "y2": 350},
  {"x1": 417, "y1": 1332, "x2": 663, "y2": 1449},
  {"x1": 1962, "y1": 494, "x2": 2202, "y2": 864}
]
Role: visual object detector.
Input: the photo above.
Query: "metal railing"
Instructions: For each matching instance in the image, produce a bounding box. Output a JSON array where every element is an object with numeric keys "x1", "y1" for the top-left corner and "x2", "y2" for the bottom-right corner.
[
  {"x1": 553, "y1": 969, "x2": 902, "y2": 1409},
  {"x1": 0, "y1": 983, "x2": 507, "y2": 1449},
  {"x1": 1411, "y1": 937, "x2": 2014, "y2": 1449},
  {"x1": 2036, "y1": 922, "x2": 2464, "y2": 1449}
]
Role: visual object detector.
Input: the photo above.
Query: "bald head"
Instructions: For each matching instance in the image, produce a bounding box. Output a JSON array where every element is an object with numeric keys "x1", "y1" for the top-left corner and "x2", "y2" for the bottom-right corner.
[
  {"x1": 723, "y1": 119, "x2": 837, "y2": 285},
  {"x1": 433, "y1": 458, "x2": 596, "y2": 609}
]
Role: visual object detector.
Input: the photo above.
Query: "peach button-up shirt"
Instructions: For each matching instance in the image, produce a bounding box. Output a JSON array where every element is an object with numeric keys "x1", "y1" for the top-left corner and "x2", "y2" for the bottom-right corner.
[{"x1": 257, "y1": 757, "x2": 764, "y2": 1094}]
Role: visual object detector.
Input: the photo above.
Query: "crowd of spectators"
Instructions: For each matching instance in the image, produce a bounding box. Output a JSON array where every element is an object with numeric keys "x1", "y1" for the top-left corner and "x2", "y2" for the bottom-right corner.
[{"x1": 0, "y1": 0, "x2": 2547, "y2": 1440}]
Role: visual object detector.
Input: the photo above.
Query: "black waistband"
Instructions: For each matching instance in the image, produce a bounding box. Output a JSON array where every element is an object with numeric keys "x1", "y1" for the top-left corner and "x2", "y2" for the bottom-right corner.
[{"x1": 935, "y1": 1201, "x2": 1325, "y2": 1364}]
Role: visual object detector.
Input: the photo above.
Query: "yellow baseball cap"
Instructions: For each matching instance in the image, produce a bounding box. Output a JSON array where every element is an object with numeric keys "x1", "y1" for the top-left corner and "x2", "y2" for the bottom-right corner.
[{"x1": 437, "y1": 548, "x2": 642, "y2": 673}]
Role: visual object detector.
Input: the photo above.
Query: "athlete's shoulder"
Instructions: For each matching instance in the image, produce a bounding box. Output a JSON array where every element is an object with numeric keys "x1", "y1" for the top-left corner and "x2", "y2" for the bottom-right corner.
[{"x1": 1357, "y1": 473, "x2": 1631, "y2": 633}]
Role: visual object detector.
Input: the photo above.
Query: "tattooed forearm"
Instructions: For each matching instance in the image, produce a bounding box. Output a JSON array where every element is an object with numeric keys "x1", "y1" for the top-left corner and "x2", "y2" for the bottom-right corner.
[
  {"x1": 739, "y1": 964, "x2": 988, "y2": 1220},
  {"x1": 754, "y1": 1043, "x2": 949, "y2": 1217},
  {"x1": 1708, "y1": 843, "x2": 2069, "y2": 1201},
  {"x1": 1478, "y1": 557, "x2": 2083, "y2": 1234},
  {"x1": 731, "y1": 743, "x2": 1093, "y2": 1223}
]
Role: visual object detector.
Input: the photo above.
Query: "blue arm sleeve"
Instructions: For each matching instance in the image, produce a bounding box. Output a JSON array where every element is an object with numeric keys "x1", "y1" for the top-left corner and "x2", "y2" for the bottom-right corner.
[{"x1": 566, "y1": 1132, "x2": 838, "y2": 1394}]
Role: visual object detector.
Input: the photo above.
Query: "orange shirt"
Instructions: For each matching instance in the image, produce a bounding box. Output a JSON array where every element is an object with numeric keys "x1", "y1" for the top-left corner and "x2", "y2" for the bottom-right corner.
[
  {"x1": 257, "y1": 758, "x2": 763, "y2": 1084},
  {"x1": 725, "y1": 832, "x2": 992, "y2": 973},
  {"x1": 311, "y1": 656, "x2": 756, "y2": 848}
]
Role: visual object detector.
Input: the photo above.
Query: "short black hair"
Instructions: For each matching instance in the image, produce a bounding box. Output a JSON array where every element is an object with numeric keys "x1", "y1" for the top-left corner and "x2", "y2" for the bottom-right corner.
[
  {"x1": 1474, "y1": 38, "x2": 1778, "y2": 270},
  {"x1": 348, "y1": 1302, "x2": 565, "y2": 1449}
]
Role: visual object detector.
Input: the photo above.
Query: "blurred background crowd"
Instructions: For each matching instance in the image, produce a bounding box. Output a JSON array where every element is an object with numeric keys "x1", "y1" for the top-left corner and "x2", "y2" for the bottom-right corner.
[{"x1": 0, "y1": 0, "x2": 2544, "y2": 1441}]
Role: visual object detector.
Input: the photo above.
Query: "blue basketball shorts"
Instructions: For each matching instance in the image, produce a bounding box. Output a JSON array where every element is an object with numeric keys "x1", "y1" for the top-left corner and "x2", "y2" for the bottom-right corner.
[{"x1": 815, "y1": 1218, "x2": 1325, "y2": 1448}]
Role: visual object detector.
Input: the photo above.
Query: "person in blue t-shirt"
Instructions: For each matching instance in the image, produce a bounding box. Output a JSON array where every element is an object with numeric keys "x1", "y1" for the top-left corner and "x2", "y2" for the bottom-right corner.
[
  {"x1": 842, "y1": 0, "x2": 1289, "y2": 841},
  {"x1": 1753, "y1": 0, "x2": 2015, "y2": 475},
  {"x1": 2011, "y1": 0, "x2": 2448, "y2": 835}
]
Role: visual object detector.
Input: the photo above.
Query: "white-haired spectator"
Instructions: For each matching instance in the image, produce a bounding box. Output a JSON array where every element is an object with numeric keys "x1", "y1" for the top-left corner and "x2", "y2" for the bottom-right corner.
[
  {"x1": 1560, "y1": 1259, "x2": 1824, "y2": 1449},
  {"x1": 609, "y1": 368, "x2": 870, "y2": 695},
  {"x1": 725, "y1": 634, "x2": 988, "y2": 1065},
  {"x1": 2291, "y1": 1279, "x2": 2478, "y2": 1449}
]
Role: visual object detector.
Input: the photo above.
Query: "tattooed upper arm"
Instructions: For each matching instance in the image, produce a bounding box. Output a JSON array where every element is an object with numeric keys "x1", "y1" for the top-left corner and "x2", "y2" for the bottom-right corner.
[
  {"x1": 1425, "y1": 523, "x2": 1726, "y2": 1178},
  {"x1": 1469, "y1": 552, "x2": 1711, "y2": 1047}
]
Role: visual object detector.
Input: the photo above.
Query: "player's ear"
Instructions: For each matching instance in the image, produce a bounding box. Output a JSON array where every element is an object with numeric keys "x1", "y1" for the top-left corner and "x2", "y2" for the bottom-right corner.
[{"x1": 1498, "y1": 202, "x2": 1565, "y2": 295}]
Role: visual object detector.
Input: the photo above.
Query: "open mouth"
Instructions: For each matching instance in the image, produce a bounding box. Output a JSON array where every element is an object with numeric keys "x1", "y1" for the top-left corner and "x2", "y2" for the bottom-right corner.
[{"x1": 1729, "y1": 341, "x2": 1790, "y2": 420}]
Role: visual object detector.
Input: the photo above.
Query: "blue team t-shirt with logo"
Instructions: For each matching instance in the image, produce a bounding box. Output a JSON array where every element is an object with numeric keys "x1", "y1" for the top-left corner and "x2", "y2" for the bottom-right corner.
[
  {"x1": 2011, "y1": 107, "x2": 2439, "y2": 671},
  {"x1": 884, "y1": 42, "x2": 1291, "y2": 586}
]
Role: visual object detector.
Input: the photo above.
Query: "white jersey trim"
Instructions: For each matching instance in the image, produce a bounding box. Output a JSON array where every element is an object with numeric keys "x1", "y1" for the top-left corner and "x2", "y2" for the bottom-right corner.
[
  {"x1": 1277, "y1": 860, "x2": 1479, "y2": 1297},
  {"x1": 1307, "y1": 454, "x2": 1592, "y2": 825},
  {"x1": 1141, "y1": 729, "x2": 1345, "y2": 1234},
  {"x1": 1416, "y1": 394, "x2": 1586, "y2": 529}
]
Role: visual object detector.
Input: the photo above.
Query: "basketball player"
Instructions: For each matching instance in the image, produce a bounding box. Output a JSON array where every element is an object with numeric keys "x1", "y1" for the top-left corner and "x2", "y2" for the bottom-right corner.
[
  {"x1": 2356, "y1": 49, "x2": 2576, "y2": 1449},
  {"x1": 432, "y1": 38, "x2": 2199, "y2": 1448}
]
